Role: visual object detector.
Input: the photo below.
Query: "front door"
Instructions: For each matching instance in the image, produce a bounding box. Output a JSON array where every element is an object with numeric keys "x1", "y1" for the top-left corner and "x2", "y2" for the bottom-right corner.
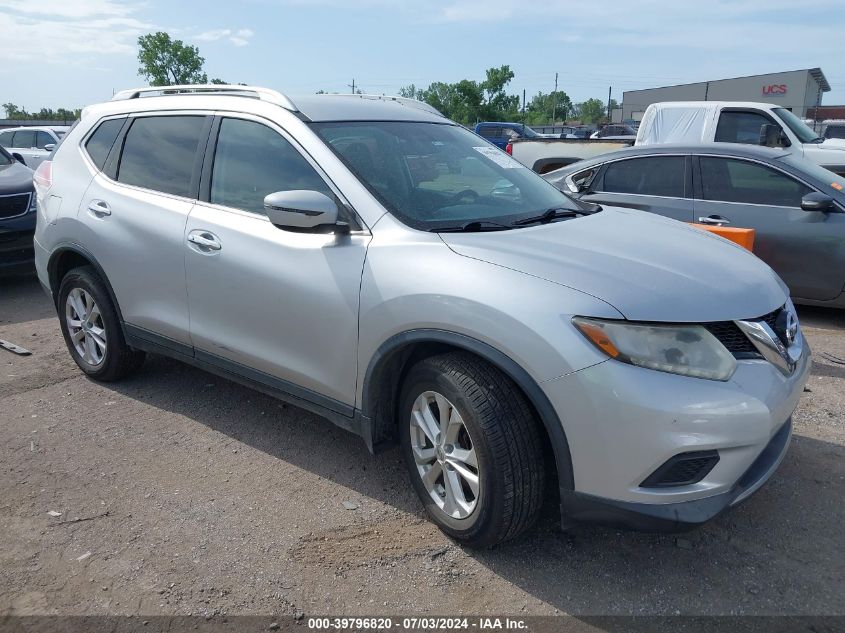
[
  {"x1": 184, "y1": 115, "x2": 370, "y2": 409},
  {"x1": 693, "y1": 155, "x2": 845, "y2": 301}
]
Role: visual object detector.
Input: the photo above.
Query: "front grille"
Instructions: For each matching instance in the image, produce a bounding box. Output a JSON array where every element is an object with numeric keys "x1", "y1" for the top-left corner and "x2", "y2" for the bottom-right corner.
[
  {"x1": 0, "y1": 193, "x2": 31, "y2": 219},
  {"x1": 704, "y1": 307, "x2": 783, "y2": 357},
  {"x1": 641, "y1": 450, "x2": 720, "y2": 488}
]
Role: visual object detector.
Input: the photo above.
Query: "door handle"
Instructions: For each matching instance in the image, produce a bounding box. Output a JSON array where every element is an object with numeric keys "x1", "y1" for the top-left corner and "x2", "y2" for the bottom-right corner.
[
  {"x1": 697, "y1": 215, "x2": 730, "y2": 226},
  {"x1": 87, "y1": 200, "x2": 111, "y2": 217},
  {"x1": 187, "y1": 231, "x2": 222, "y2": 251}
]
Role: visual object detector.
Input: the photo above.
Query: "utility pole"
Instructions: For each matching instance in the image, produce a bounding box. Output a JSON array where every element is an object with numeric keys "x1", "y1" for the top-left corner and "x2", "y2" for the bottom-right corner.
[
  {"x1": 522, "y1": 89, "x2": 526, "y2": 121},
  {"x1": 606, "y1": 86, "x2": 612, "y2": 123},
  {"x1": 348, "y1": 79, "x2": 356, "y2": 94},
  {"x1": 552, "y1": 72, "x2": 558, "y2": 124}
]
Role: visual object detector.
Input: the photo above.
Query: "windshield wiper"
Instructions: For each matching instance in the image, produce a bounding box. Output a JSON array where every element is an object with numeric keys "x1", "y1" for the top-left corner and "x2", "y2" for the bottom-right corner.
[
  {"x1": 431, "y1": 220, "x2": 513, "y2": 233},
  {"x1": 511, "y1": 207, "x2": 594, "y2": 227}
]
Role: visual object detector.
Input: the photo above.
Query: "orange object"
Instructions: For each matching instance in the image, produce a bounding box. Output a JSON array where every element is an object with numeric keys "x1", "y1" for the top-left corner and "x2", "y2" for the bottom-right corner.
[{"x1": 690, "y1": 223, "x2": 755, "y2": 251}]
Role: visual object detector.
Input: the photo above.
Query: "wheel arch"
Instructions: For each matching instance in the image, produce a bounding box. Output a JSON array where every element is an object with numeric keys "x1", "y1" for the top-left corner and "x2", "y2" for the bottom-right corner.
[
  {"x1": 358, "y1": 329, "x2": 575, "y2": 490},
  {"x1": 47, "y1": 244, "x2": 125, "y2": 327}
]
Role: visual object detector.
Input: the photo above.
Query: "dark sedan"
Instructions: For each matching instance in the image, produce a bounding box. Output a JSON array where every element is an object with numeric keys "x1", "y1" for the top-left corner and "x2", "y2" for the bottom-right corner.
[
  {"x1": 544, "y1": 143, "x2": 845, "y2": 309},
  {"x1": 0, "y1": 147, "x2": 36, "y2": 276}
]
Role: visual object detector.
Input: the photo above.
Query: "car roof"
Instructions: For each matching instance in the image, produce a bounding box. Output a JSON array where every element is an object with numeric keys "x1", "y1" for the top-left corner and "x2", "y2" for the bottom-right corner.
[
  {"x1": 476, "y1": 122, "x2": 527, "y2": 126},
  {"x1": 545, "y1": 143, "x2": 794, "y2": 178},
  {"x1": 0, "y1": 126, "x2": 65, "y2": 133},
  {"x1": 101, "y1": 85, "x2": 447, "y2": 124}
]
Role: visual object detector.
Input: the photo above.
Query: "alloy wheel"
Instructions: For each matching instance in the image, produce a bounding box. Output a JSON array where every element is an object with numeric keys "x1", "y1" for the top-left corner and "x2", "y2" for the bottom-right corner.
[
  {"x1": 65, "y1": 288, "x2": 107, "y2": 367},
  {"x1": 409, "y1": 391, "x2": 480, "y2": 519}
]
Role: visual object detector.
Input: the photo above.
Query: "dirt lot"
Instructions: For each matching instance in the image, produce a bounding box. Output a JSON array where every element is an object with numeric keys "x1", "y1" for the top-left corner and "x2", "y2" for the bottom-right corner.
[{"x1": 1, "y1": 274, "x2": 844, "y2": 619}]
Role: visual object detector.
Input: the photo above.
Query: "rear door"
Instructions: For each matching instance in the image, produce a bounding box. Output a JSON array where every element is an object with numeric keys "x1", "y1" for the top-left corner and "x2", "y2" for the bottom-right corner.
[
  {"x1": 9, "y1": 129, "x2": 39, "y2": 167},
  {"x1": 79, "y1": 113, "x2": 211, "y2": 346},
  {"x1": 693, "y1": 155, "x2": 845, "y2": 301},
  {"x1": 579, "y1": 154, "x2": 694, "y2": 222}
]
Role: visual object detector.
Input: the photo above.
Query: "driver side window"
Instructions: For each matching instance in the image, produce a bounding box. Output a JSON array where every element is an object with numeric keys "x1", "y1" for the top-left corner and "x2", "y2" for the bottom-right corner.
[
  {"x1": 715, "y1": 111, "x2": 777, "y2": 144},
  {"x1": 211, "y1": 118, "x2": 336, "y2": 215}
]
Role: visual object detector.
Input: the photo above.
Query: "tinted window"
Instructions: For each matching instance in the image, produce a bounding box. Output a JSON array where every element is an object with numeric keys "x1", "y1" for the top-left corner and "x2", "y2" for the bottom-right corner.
[
  {"x1": 211, "y1": 118, "x2": 334, "y2": 214},
  {"x1": 700, "y1": 157, "x2": 811, "y2": 207},
  {"x1": 85, "y1": 119, "x2": 124, "y2": 170},
  {"x1": 825, "y1": 125, "x2": 845, "y2": 140},
  {"x1": 117, "y1": 116, "x2": 206, "y2": 197},
  {"x1": 715, "y1": 111, "x2": 775, "y2": 144},
  {"x1": 0, "y1": 131, "x2": 11, "y2": 148},
  {"x1": 477, "y1": 126, "x2": 500, "y2": 140},
  {"x1": 35, "y1": 131, "x2": 54, "y2": 149},
  {"x1": 12, "y1": 129, "x2": 35, "y2": 148},
  {"x1": 601, "y1": 156, "x2": 686, "y2": 197}
]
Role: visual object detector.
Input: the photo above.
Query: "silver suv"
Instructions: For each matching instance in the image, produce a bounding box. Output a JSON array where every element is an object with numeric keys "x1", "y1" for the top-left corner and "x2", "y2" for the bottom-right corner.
[{"x1": 33, "y1": 85, "x2": 810, "y2": 546}]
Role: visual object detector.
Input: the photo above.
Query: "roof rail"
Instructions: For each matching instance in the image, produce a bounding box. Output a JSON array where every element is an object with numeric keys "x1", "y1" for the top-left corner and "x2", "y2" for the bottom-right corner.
[
  {"x1": 324, "y1": 93, "x2": 444, "y2": 117},
  {"x1": 111, "y1": 85, "x2": 298, "y2": 111}
]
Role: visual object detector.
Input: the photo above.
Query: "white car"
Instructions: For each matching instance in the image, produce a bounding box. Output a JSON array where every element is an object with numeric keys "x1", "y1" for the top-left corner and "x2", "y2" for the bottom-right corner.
[{"x1": 0, "y1": 126, "x2": 70, "y2": 169}]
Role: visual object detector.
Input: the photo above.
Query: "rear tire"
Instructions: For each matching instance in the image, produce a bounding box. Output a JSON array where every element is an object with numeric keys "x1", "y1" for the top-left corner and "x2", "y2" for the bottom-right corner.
[
  {"x1": 58, "y1": 266, "x2": 145, "y2": 381},
  {"x1": 399, "y1": 352, "x2": 545, "y2": 547}
]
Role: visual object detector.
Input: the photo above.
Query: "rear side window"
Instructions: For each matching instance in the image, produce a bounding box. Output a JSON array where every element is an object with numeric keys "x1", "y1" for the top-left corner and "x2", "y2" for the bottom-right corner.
[
  {"x1": 715, "y1": 111, "x2": 774, "y2": 144},
  {"x1": 85, "y1": 119, "x2": 125, "y2": 171},
  {"x1": 601, "y1": 156, "x2": 686, "y2": 197},
  {"x1": 0, "y1": 131, "x2": 11, "y2": 148},
  {"x1": 117, "y1": 116, "x2": 206, "y2": 197},
  {"x1": 825, "y1": 125, "x2": 845, "y2": 140},
  {"x1": 12, "y1": 129, "x2": 35, "y2": 148},
  {"x1": 700, "y1": 157, "x2": 811, "y2": 207},
  {"x1": 210, "y1": 117, "x2": 334, "y2": 214},
  {"x1": 477, "y1": 126, "x2": 500, "y2": 140}
]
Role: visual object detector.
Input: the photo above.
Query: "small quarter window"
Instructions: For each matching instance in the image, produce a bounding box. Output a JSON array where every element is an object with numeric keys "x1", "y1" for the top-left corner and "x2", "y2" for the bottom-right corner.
[{"x1": 85, "y1": 119, "x2": 125, "y2": 171}]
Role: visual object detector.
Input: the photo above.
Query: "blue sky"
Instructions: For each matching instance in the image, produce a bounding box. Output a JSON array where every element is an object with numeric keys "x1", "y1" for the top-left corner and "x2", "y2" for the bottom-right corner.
[{"x1": 2, "y1": 0, "x2": 844, "y2": 112}]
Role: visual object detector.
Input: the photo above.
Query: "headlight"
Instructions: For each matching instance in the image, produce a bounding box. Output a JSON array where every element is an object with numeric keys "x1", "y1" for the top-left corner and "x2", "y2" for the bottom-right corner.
[{"x1": 572, "y1": 317, "x2": 737, "y2": 381}]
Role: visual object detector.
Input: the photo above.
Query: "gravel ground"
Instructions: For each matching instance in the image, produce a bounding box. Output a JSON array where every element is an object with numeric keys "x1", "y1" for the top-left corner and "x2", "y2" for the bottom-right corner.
[{"x1": 1, "y1": 274, "x2": 844, "y2": 618}]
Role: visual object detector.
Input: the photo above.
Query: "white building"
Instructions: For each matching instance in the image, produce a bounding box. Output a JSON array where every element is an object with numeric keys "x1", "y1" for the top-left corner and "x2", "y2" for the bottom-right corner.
[{"x1": 622, "y1": 68, "x2": 830, "y2": 121}]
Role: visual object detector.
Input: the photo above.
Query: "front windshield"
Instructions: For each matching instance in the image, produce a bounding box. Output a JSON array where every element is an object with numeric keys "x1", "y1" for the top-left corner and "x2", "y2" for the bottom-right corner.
[
  {"x1": 310, "y1": 121, "x2": 581, "y2": 230},
  {"x1": 774, "y1": 108, "x2": 821, "y2": 143},
  {"x1": 781, "y1": 155, "x2": 845, "y2": 193}
]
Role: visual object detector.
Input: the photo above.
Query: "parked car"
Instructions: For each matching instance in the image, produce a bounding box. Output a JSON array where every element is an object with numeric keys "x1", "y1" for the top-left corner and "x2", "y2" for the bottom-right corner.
[
  {"x1": 510, "y1": 100, "x2": 845, "y2": 176},
  {"x1": 34, "y1": 85, "x2": 809, "y2": 546},
  {"x1": 820, "y1": 120, "x2": 845, "y2": 141},
  {"x1": 0, "y1": 145, "x2": 37, "y2": 275},
  {"x1": 0, "y1": 126, "x2": 69, "y2": 169},
  {"x1": 474, "y1": 121, "x2": 540, "y2": 149},
  {"x1": 636, "y1": 102, "x2": 845, "y2": 176},
  {"x1": 544, "y1": 143, "x2": 845, "y2": 309},
  {"x1": 590, "y1": 124, "x2": 638, "y2": 140}
]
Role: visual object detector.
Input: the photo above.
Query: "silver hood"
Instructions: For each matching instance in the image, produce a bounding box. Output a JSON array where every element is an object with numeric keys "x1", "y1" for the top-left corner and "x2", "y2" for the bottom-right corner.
[{"x1": 439, "y1": 207, "x2": 787, "y2": 323}]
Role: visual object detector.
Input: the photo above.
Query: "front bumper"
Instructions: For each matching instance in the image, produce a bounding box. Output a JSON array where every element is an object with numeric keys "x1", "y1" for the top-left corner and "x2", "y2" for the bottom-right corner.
[
  {"x1": 0, "y1": 213, "x2": 36, "y2": 275},
  {"x1": 543, "y1": 335, "x2": 811, "y2": 530},
  {"x1": 560, "y1": 417, "x2": 793, "y2": 531}
]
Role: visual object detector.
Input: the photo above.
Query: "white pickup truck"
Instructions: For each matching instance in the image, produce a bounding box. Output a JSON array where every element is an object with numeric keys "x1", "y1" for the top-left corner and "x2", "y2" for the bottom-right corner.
[{"x1": 509, "y1": 101, "x2": 845, "y2": 176}]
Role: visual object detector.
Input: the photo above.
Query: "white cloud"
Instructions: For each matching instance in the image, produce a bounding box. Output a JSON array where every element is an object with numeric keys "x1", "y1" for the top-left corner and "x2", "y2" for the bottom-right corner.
[
  {"x1": 195, "y1": 27, "x2": 254, "y2": 47},
  {"x1": 0, "y1": 0, "x2": 153, "y2": 63}
]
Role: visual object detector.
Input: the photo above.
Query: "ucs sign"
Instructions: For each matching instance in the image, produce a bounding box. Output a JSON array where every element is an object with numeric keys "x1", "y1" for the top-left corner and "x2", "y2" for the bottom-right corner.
[{"x1": 762, "y1": 84, "x2": 788, "y2": 95}]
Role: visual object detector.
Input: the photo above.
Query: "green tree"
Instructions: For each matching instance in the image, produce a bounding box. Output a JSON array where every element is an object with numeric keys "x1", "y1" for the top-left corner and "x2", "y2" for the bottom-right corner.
[
  {"x1": 574, "y1": 98, "x2": 607, "y2": 124},
  {"x1": 137, "y1": 32, "x2": 208, "y2": 86},
  {"x1": 398, "y1": 84, "x2": 420, "y2": 100},
  {"x1": 525, "y1": 91, "x2": 573, "y2": 125},
  {"x1": 3, "y1": 103, "x2": 80, "y2": 121}
]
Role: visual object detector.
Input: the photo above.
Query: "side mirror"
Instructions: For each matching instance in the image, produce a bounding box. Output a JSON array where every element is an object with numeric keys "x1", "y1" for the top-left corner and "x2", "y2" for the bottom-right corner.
[
  {"x1": 759, "y1": 124, "x2": 789, "y2": 147},
  {"x1": 263, "y1": 190, "x2": 342, "y2": 231},
  {"x1": 11, "y1": 152, "x2": 26, "y2": 165},
  {"x1": 801, "y1": 192, "x2": 834, "y2": 212},
  {"x1": 44, "y1": 144, "x2": 56, "y2": 152}
]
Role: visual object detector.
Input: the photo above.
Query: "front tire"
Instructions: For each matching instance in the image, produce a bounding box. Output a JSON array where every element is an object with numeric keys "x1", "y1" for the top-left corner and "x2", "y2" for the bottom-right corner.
[
  {"x1": 399, "y1": 352, "x2": 545, "y2": 547},
  {"x1": 58, "y1": 266, "x2": 145, "y2": 381}
]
